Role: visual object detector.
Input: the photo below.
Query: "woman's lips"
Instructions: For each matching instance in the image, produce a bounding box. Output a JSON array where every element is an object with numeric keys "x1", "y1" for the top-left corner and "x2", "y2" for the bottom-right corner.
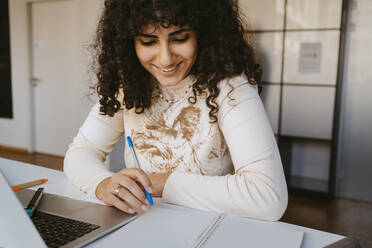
[{"x1": 155, "y1": 62, "x2": 182, "y2": 76}]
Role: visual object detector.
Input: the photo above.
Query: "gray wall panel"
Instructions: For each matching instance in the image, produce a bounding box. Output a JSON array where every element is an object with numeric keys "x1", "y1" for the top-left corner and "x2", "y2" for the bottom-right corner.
[{"x1": 337, "y1": 0, "x2": 372, "y2": 201}]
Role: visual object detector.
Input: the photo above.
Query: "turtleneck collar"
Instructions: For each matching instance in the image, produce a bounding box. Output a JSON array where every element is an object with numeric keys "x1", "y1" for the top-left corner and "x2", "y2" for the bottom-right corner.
[{"x1": 157, "y1": 75, "x2": 196, "y2": 102}]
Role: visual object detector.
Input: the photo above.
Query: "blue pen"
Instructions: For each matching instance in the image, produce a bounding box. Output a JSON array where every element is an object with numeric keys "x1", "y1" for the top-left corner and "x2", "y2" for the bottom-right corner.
[{"x1": 126, "y1": 136, "x2": 154, "y2": 206}]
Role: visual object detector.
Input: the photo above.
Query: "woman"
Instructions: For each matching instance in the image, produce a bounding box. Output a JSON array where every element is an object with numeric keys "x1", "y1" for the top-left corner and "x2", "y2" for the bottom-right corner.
[{"x1": 64, "y1": 0, "x2": 288, "y2": 221}]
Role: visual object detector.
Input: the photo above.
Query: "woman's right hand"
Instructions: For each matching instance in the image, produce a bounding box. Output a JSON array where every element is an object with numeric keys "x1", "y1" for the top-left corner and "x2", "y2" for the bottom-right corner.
[{"x1": 95, "y1": 168, "x2": 153, "y2": 214}]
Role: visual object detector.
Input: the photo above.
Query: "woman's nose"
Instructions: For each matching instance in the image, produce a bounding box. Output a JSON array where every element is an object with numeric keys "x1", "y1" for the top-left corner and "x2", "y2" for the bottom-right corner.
[{"x1": 158, "y1": 43, "x2": 174, "y2": 67}]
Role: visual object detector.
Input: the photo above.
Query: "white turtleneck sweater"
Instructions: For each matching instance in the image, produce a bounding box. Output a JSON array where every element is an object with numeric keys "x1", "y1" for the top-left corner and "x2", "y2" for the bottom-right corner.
[{"x1": 64, "y1": 74, "x2": 288, "y2": 221}]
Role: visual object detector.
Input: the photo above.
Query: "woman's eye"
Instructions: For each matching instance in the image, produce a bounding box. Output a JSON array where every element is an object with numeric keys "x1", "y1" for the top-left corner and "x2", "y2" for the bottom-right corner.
[
  {"x1": 140, "y1": 40, "x2": 156, "y2": 46},
  {"x1": 173, "y1": 35, "x2": 190, "y2": 43}
]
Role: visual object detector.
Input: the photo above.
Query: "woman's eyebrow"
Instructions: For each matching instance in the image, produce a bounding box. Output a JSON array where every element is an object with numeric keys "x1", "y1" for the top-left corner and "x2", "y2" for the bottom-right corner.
[
  {"x1": 169, "y1": 28, "x2": 192, "y2": 36},
  {"x1": 136, "y1": 28, "x2": 192, "y2": 38},
  {"x1": 136, "y1": 34, "x2": 158, "y2": 38}
]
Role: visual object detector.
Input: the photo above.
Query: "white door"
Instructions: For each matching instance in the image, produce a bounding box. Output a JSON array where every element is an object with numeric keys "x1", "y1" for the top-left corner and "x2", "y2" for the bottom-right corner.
[{"x1": 31, "y1": 1, "x2": 81, "y2": 156}]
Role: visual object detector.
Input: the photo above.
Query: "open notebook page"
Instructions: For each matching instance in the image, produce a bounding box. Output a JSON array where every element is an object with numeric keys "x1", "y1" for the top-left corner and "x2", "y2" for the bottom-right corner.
[
  {"x1": 95, "y1": 206, "x2": 217, "y2": 248},
  {"x1": 203, "y1": 215, "x2": 304, "y2": 248}
]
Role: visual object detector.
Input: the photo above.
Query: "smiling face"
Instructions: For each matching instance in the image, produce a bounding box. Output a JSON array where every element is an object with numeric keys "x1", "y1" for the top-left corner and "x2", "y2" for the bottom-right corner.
[{"x1": 134, "y1": 25, "x2": 198, "y2": 87}]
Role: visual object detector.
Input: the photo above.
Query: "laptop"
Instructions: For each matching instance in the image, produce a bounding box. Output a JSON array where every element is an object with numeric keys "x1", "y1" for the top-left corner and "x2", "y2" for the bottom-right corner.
[{"x1": 0, "y1": 169, "x2": 136, "y2": 248}]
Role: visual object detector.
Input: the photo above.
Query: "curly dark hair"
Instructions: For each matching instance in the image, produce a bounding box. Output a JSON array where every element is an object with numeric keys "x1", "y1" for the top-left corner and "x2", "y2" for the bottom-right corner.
[{"x1": 93, "y1": 0, "x2": 262, "y2": 122}]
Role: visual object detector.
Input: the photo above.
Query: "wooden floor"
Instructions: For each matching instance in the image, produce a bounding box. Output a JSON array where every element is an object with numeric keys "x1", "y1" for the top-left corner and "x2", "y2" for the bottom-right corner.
[{"x1": 1, "y1": 150, "x2": 372, "y2": 241}]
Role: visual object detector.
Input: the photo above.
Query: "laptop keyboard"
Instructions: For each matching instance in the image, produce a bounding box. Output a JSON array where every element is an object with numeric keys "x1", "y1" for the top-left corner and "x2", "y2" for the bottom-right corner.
[{"x1": 31, "y1": 210, "x2": 100, "y2": 248}]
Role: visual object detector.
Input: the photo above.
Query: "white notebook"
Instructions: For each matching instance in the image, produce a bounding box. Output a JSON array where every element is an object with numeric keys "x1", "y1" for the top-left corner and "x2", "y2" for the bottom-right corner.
[{"x1": 95, "y1": 206, "x2": 304, "y2": 248}]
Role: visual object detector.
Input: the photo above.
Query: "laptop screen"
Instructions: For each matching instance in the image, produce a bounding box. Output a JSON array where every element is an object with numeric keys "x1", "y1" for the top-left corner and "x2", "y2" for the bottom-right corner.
[{"x1": 0, "y1": 169, "x2": 47, "y2": 248}]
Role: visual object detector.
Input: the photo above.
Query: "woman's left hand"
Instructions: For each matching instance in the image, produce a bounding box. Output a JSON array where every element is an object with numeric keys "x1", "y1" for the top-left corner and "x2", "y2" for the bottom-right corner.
[{"x1": 146, "y1": 173, "x2": 171, "y2": 197}]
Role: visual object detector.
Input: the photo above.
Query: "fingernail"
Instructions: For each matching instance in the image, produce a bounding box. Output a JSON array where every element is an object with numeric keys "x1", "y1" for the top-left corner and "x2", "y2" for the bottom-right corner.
[
  {"x1": 128, "y1": 208, "x2": 135, "y2": 214},
  {"x1": 141, "y1": 205, "x2": 149, "y2": 211}
]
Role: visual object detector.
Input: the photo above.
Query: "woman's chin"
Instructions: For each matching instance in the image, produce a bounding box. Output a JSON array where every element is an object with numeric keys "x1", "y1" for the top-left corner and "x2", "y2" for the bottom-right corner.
[{"x1": 156, "y1": 75, "x2": 185, "y2": 87}]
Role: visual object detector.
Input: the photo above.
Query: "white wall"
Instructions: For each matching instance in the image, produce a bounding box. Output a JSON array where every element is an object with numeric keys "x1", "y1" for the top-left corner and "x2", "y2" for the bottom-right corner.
[
  {"x1": 0, "y1": 0, "x2": 103, "y2": 151},
  {"x1": 337, "y1": 0, "x2": 372, "y2": 201}
]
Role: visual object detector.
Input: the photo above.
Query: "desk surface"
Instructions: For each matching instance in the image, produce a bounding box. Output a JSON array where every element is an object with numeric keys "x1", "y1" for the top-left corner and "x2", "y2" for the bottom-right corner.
[{"x1": 0, "y1": 157, "x2": 344, "y2": 248}]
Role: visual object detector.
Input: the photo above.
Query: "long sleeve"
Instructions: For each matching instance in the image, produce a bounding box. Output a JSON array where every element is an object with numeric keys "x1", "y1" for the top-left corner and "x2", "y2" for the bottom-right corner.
[
  {"x1": 63, "y1": 101, "x2": 124, "y2": 198},
  {"x1": 162, "y1": 77, "x2": 288, "y2": 220}
]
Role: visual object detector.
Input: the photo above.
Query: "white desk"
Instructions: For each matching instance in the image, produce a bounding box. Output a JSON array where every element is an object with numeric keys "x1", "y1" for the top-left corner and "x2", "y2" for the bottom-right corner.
[{"x1": 0, "y1": 157, "x2": 344, "y2": 248}]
